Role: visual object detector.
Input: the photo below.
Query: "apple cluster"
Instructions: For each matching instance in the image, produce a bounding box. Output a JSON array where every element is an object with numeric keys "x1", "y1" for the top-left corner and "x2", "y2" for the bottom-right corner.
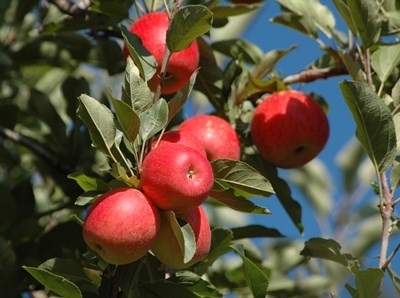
[{"x1": 82, "y1": 115, "x2": 241, "y2": 268}]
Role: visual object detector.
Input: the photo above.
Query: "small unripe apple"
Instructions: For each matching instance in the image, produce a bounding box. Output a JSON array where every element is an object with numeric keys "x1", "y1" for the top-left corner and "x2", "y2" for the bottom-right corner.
[
  {"x1": 250, "y1": 90, "x2": 329, "y2": 168},
  {"x1": 150, "y1": 130, "x2": 207, "y2": 158},
  {"x1": 141, "y1": 143, "x2": 214, "y2": 213},
  {"x1": 179, "y1": 114, "x2": 241, "y2": 161},
  {"x1": 82, "y1": 188, "x2": 160, "y2": 265},
  {"x1": 151, "y1": 206, "x2": 211, "y2": 269},
  {"x1": 126, "y1": 12, "x2": 199, "y2": 94}
]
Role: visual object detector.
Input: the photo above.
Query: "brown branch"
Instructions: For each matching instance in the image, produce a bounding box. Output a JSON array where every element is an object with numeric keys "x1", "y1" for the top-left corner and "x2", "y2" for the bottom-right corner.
[
  {"x1": 0, "y1": 126, "x2": 73, "y2": 175},
  {"x1": 282, "y1": 66, "x2": 348, "y2": 85},
  {"x1": 47, "y1": 0, "x2": 90, "y2": 16}
]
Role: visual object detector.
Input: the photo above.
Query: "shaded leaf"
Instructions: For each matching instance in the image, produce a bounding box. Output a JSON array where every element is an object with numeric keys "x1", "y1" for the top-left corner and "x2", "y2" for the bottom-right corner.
[
  {"x1": 167, "y1": 70, "x2": 198, "y2": 124},
  {"x1": 300, "y1": 237, "x2": 359, "y2": 268},
  {"x1": 121, "y1": 25, "x2": 157, "y2": 81},
  {"x1": 68, "y1": 172, "x2": 109, "y2": 192},
  {"x1": 388, "y1": 267, "x2": 400, "y2": 296},
  {"x1": 231, "y1": 225, "x2": 285, "y2": 239},
  {"x1": 340, "y1": 80, "x2": 397, "y2": 173},
  {"x1": 348, "y1": 268, "x2": 384, "y2": 298},
  {"x1": 109, "y1": 95, "x2": 140, "y2": 144},
  {"x1": 171, "y1": 271, "x2": 223, "y2": 297},
  {"x1": 231, "y1": 244, "x2": 269, "y2": 298},
  {"x1": 209, "y1": 188, "x2": 271, "y2": 214},
  {"x1": 23, "y1": 266, "x2": 82, "y2": 298},
  {"x1": 194, "y1": 228, "x2": 233, "y2": 275}
]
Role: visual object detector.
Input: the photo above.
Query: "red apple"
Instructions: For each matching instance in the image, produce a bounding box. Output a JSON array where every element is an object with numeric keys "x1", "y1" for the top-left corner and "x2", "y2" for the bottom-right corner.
[
  {"x1": 82, "y1": 188, "x2": 160, "y2": 265},
  {"x1": 179, "y1": 114, "x2": 241, "y2": 161},
  {"x1": 250, "y1": 90, "x2": 329, "y2": 168},
  {"x1": 140, "y1": 143, "x2": 214, "y2": 213},
  {"x1": 151, "y1": 206, "x2": 211, "y2": 269},
  {"x1": 150, "y1": 130, "x2": 207, "y2": 158},
  {"x1": 126, "y1": 12, "x2": 199, "y2": 94}
]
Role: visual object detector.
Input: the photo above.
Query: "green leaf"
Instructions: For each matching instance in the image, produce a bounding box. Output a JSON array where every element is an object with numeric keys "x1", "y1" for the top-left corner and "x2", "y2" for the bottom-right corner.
[
  {"x1": 171, "y1": 271, "x2": 222, "y2": 297},
  {"x1": 231, "y1": 225, "x2": 285, "y2": 239},
  {"x1": 339, "y1": 80, "x2": 397, "y2": 173},
  {"x1": 349, "y1": 268, "x2": 385, "y2": 298},
  {"x1": 167, "y1": 5, "x2": 213, "y2": 52},
  {"x1": 371, "y1": 42, "x2": 400, "y2": 82},
  {"x1": 68, "y1": 172, "x2": 109, "y2": 192},
  {"x1": 109, "y1": 95, "x2": 140, "y2": 144},
  {"x1": 348, "y1": 0, "x2": 381, "y2": 48},
  {"x1": 139, "y1": 98, "x2": 169, "y2": 142},
  {"x1": 193, "y1": 228, "x2": 233, "y2": 275},
  {"x1": 300, "y1": 237, "x2": 359, "y2": 268},
  {"x1": 77, "y1": 94, "x2": 116, "y2": 156},
  {"x1": 335, "y1": 137, "x2": 366, "y2": 193},
  {"x1": 90, "y1": 0, "x2": 131, "y2": 18},
  {"x1": 211, "y1": 159, "x2": 274, "y2": 198},
  {"x1": 121, "y1": 25, "x2": 157, "y2": 81},
  {"x1": 288, "y1": 160, "x2": 332, "y2": 218},
  {"x1": 211, "y1": 5, "x2": 260, "y2": 20},
  {"x1": 332, "y1": 0, "x2": 357, "y2": 34},
  {"x1": 388, "y1": 267, "x2": 400, "y2": 296},
  {"x1": 209, "y1": 188, "x2": 271, "y2": 214},
  {"x1": 38, "y1": 258, "x2": 99, "y2": 292},
  {"x1": 231, "y1": 244, "x2": 269, "y2": 298},
  {"x1": 121, "y1": 58, "x2": 154, "y2": 113},
  {"x1": 167, "y1": 70, "x2": 198, "y2": 124},
  {"x1": 273, "y1": 0, "x2": 336, "y2": 38},
  {"x1": 23, "y1": 266, "x2": 82, "y2": 298},
  {"x1": 211, "y1": 39, "x2": 264, "y2": 63}
]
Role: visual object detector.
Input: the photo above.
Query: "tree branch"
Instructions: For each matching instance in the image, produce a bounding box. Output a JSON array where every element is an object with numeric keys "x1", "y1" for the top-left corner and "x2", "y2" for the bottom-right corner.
[
  {"x1": 282, "y1": 66, "x2": 348, "y2": 85},
  {"x1": 0, "y1": 126, "x2": 73, "y2": 175}
]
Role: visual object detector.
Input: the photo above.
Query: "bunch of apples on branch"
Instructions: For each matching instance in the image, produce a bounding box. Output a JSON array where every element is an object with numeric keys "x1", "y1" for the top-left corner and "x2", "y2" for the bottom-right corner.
[{"x1": 76, "y1": 6, "x2": 329, "y2": 291}]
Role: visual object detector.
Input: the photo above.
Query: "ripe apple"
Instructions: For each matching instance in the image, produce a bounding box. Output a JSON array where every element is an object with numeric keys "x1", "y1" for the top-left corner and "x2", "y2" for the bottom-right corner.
[
  {"x1": 126, "y1": 12, "x2": 199, "y2": 94},
  {"x1": 150, "y1": 130, "x2": 207, "y2": 158},
  {"x1": 151, "y1": 206, "x2": 211, "y2": 269},
  {"x1": 140, "y1": 143, "x2": 214, "y2": 213},
  {"x1": 82, "y1": 188, "x2": 160, "y2": 265},
  {"x1": 179, "y1": 114, "x2": 241, "y2": 161},
  {"x1": 250, "y1": 90, "x2": 329, "y2": 168}
]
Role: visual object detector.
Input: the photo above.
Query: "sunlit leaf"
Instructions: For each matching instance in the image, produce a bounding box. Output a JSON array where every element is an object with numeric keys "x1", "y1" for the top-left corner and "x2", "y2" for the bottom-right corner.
[
  {"x1": 121, "y1": 58, "x2": 154, "y2": 113},
  {"x1": 167, "y1": 5, "x2": 213, "y2": 52},
  {"x1": 68, "y1": 172, "x2": 109, "y2": 192},
  {"x1": 77, "y1": 94, "x2": 116, "y2": 156},
  {"x1": 340, "y1": 80, "x2": 397, "y2": 173},
  {"x1": 371, "y1": 42, "x2": 400, "y2": 82},
  {"x1": 348, "y1": 0, "x2": 381, "y2": 48},
  {"x1": 211, "y1": 159, "x2": 274, "y2": 198},
  {"x1": 347, "y1": 268, "x2": 384, "y2": 298},
  {"x1": 139, "y1": 98, "x2": 168, "y2": 142}
]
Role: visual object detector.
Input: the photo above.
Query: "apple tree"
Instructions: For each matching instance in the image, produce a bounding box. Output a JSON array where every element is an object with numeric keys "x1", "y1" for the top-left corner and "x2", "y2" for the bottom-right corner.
[{"x1": 0, "y1": 0, "x2": 400, "y2": 297}]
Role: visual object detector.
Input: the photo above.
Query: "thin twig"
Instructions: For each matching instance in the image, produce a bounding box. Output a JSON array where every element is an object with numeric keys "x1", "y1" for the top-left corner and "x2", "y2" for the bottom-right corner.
[
  {"x1": 282, "y1": 66, "x2": 348, "y2": 85},
  {"x1": 0, "y1": 126, "x2": 73, "y2": 175},
  {"x1": 47, "y1": 0, "x2": 90, "y2": 16},
  {"x1": 382, "y1": 242, "x2": 400, "y2": 270}
]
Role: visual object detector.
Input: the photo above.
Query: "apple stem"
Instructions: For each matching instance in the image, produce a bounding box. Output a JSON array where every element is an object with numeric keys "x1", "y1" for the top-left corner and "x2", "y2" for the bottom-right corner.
[{"x1": 153, "y1": 46, "x2": 171, "y2": 103}]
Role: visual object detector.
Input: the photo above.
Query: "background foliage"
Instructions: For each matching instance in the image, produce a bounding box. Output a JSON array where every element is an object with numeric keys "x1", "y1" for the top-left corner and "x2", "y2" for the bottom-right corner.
[{"x1": 1, "y1": 0, "x2": 400, "y2": 297}]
